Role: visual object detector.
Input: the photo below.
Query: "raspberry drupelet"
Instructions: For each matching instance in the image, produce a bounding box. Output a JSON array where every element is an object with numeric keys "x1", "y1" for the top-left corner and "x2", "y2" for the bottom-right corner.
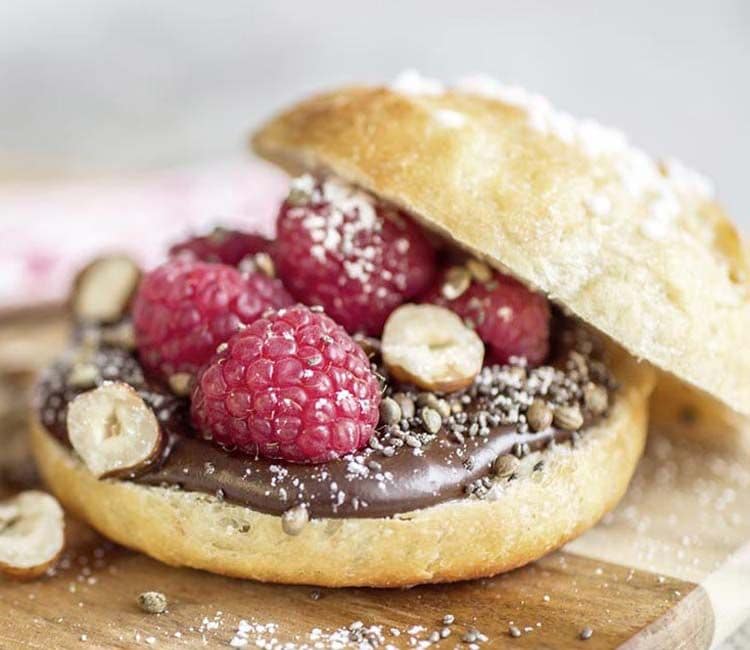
[
  {"x1": 426, "y1": 267, "x2": 551, "y2": 366},
  {"x1": 190, "y1": 304, "x2": 381, "y2": 463},
  {"x1": 133, "y1": 259, "x2": 293, "y2": 379},
  {"x1": 274, "y1": 175, "x2": 436, "y2": 336}
]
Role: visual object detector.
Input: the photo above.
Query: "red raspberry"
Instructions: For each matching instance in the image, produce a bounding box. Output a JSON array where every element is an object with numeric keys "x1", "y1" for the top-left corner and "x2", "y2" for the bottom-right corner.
[
  {"x1": 190, "y1": 305, "x2": 381, "y2": 462},
  {"x1": 274, "y1": 177, "x2": 435, "y2": 336},
  {"x1": 426, "y1": 268, "x2": 551, "y2": 366},
  {"x1": 170, "y1": 228, "x2": 272, "y2": 266},
  {"x1": 133, "y1": 259, "x2": 293, "y2": 378}
]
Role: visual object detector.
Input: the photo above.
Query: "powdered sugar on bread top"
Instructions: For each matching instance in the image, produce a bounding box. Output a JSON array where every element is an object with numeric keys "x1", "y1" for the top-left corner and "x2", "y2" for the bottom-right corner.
[
  {"x1": 433, "y1": 108, "x2": 466, "y2": 129},
  {"x1": 662, "y1": 157, "x2": 716, "y2": 199},
  {"x1": 390, "y1": 71, "x2": 716, "y2": 241},
  {"x1": 390, "y1": 69, "x2": 445, "y2": 96}
]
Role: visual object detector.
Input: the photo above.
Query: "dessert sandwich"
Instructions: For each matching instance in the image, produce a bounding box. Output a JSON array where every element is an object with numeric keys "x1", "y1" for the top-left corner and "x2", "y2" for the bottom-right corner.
[{"x1": 25, "y1": 73, "x2": 749, "y2": 587}]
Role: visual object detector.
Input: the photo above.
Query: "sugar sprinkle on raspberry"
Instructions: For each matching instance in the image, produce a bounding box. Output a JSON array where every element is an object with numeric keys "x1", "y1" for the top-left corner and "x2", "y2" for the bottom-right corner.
[{"x1": 275, "y1": 176, "x2": 436, "y2": 334}]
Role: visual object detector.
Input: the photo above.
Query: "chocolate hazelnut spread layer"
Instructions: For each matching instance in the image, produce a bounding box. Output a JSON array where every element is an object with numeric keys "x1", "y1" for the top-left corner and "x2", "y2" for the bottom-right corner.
[{"x1": 35, "y1": 323, "x2": 615, "y2": 519}]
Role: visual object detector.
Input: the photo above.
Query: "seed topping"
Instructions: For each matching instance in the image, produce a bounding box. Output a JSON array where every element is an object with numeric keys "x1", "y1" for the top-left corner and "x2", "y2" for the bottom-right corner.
[{"x1": 137, "y1": 591, "x2": 168, "y2": 614}]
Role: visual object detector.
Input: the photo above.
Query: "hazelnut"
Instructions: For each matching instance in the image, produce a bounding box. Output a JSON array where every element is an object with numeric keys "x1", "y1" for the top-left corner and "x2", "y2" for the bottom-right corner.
[
  {"x1": 72, "y1": 255, "x2": 141, "y2": 323},
  {"x1": 67, "y1": 382, "x2": 163, "y2": 478},
  {"x1": 382, "y1": 304, "x2": 484, "y2": 393},
  {"x1": 0, "y1": 491, "x2": 64, "y2": 580}
]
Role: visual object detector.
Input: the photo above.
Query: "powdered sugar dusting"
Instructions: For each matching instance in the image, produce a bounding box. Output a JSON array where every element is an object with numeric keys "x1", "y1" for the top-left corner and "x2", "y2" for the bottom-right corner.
[
  {"x1": 434, "y1": 108, "x2": 466, "y2": 128},
  {"x1": 584, "y1": 194, "x2": 612, "y2": 218},
  {"x1": 662, "y1": 157, "x2": 716, "y2": 199},
  {"x1": 454, "y1": 74, "x2": 715, "y2": 220},
  {"x1": 391, "y1": 71, "x2": 717, "y2": 241},
  {"x1": 288, "y1": 175, "x2": 383, "y2": 286},
  {"x1": 289, "y1": 174, "x2": 316, "y2": 198},
  {"x1": 229, "y1": 620, "x2": 279, "y2": 647},
  {"x1": 390, "y1": 69, "x2": 444, "y2": 96},
  {"x1": 225, "y1": 616, "x2": 485, "y2": 648}
]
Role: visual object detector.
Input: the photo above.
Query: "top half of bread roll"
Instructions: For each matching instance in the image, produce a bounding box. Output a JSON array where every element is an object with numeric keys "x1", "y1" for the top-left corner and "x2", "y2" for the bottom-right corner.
[{"x1": 252, "y1": 72, "x2": 749, "y2": 417}]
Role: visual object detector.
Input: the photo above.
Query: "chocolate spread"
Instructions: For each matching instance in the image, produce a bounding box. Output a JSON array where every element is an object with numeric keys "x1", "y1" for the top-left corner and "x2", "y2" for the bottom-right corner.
[{"x1": 36, "y1": 327, "x2": 613, "y2": 519}]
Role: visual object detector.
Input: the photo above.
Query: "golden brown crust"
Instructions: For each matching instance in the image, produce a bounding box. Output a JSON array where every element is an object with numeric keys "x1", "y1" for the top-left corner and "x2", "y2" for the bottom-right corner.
[
  {"x1": 30, "y1": 345, "x2": 653, "y2": 587},
  {"x1": 251, "y1": 84, "x2": 749, "y2": 416}
]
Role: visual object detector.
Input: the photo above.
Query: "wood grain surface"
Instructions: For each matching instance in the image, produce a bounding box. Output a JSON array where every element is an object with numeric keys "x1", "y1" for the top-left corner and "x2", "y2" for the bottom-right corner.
[
  {"x1": 0, "y1": 513, "x2": 711, "y2": 649},
  {"x1": 3, "y1": 309, "x2": 749, "y2": 649}
]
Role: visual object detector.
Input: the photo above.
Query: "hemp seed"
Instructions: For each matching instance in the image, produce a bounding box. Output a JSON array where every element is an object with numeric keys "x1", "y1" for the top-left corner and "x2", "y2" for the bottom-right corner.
[
  {"x1": 466, "y1": 258, "x2": 493, "y2": 283},
  {"x1": 434, "y1": 398, "x2": 451, "y2": 419},
  {"x1": 281, "y1": 504, "x2": 309, "y2": 536},
  {"x1": 492, "y1": 454, "x2": 519, "y2": 478},
  {"x1": 583, "y1": 382, "x2": 608, "y2": 415},
  {"x1": 168, "y1": 372, "x2": 192, "y2": 397},
  {"x1": 421, "y1": 407, "x2": 442, "y2": 434},
  {"x1": 137, "y1": 591, "x2": 168, "y2": 614},
  {"x1": 379, "y1": 397, "x2": 402, "y2": 425},
  {"x1": 526, "y1": 398, "x2": 553, "y2": 432},
  {"x1": 287, "y1": 186, "x2": 311, "y2": 206},
  {"x1": 393, "y1": 393, "x2": 415, "y2": 419},
  {"x1": 416, "y1": 392, "x2": 438, "y2": 408},
  {"x1": 68, "y1": 363, "x2": 99, "y2": 389},
  {"x1": 405, "y1": 434, "x2": 422, "y2": 448},
  {"x1": 441, "y1": 266, "x2": 472, "y2": 300},
  {"x1": 252, "y1": 252, "x2": 276, "y2": 278},
  {"x1": 554, "y1": 404, "x2": 584, "y2": 431},
  {"x1": 100, "y1": 321, "x2": 136, "y2": 349}
]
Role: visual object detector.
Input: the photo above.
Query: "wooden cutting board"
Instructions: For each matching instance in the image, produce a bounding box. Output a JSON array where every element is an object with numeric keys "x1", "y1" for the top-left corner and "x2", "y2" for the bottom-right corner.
[{"x1": 1, "y1": 311, "x2": 748, "y2": 649}]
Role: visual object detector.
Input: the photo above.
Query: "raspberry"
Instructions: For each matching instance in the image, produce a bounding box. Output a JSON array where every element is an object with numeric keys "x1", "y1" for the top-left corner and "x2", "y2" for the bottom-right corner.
[
  {"x1": 190, "y1": 305, "x2": 381, "y2": 462},
  {"x1": 274, "y1": 176, "x2": 436, "y2": 335},
  {"x1": 170, "y1": 228, "x2": 272, "y2": 266},
  {"x1": 133, "y1": 259, "x2": 292, "y2": 379},
  {"x1": 426, "y1": 268, "x2": 551, "y2": 366}
]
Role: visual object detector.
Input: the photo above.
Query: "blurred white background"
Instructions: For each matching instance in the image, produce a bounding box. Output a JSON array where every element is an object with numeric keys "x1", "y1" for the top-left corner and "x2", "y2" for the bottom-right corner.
[{"x1": 1, "y1": 0, "x2": 748, "y2": 225}]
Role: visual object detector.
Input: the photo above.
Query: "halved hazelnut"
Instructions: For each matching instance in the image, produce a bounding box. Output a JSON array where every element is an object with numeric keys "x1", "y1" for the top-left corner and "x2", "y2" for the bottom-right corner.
[
  {"x1": 381, "y1": 304, "x2": 484, "y2": 393},
  {"x1": 72, "y1": 255, "x2": 141, "y2": 323},
  {"x1": 67, "y1": 382, "x2": 163, "y2": 478},
  {"x1": 0, "y1": 491, "x2": 64, "y2": 580}
]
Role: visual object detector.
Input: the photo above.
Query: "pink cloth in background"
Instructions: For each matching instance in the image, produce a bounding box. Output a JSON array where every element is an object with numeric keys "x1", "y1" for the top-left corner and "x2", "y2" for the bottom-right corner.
[{"x1": 0, "y1": 160, "x2": 288, "y2": 309}]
